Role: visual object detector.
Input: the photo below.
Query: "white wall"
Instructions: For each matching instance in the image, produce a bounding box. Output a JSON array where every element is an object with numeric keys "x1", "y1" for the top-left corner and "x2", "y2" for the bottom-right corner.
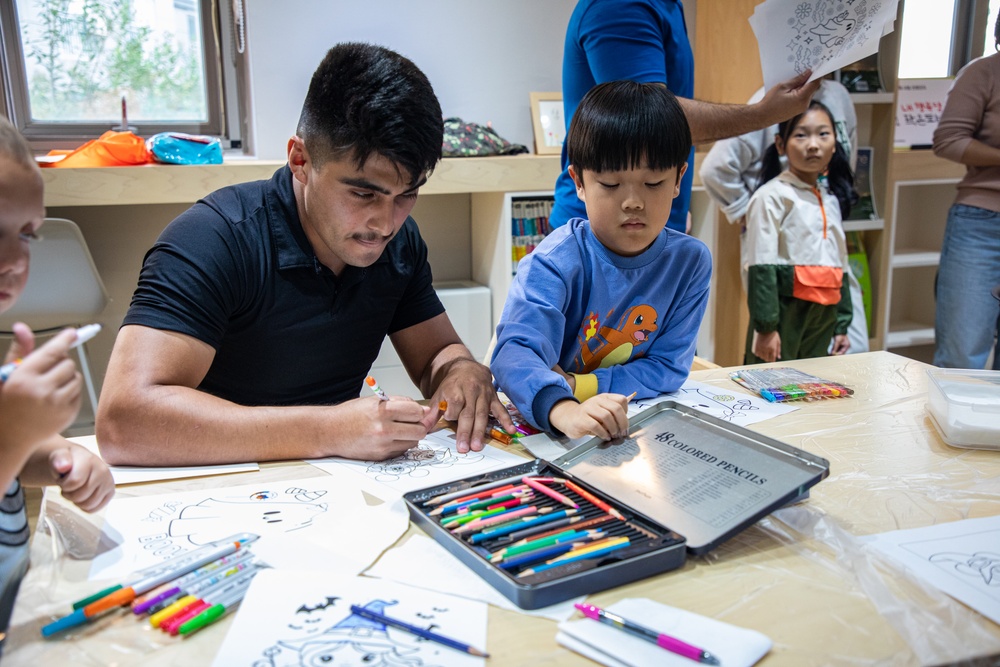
[{"x1": 244, "y1": 0, "x2": 576, "y2": 159}]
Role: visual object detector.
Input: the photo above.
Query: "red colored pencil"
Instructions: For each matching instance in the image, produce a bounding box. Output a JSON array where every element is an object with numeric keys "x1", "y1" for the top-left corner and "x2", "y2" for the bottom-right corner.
[{"x1": 563, "y1": 480, "x2": 625, "y2": 519}]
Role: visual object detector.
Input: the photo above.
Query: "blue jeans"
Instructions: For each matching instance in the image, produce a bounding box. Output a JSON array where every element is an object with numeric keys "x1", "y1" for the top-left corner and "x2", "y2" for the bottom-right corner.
[{"x1": 934, "y1": 203, "x2": 1000, "y2": 369}]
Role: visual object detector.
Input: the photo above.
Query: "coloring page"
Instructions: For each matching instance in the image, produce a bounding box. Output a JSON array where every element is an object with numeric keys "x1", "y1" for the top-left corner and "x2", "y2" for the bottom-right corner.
[
  {"x1": 306, "y1": 428, "x2": 528, "y2": 501},
  {"x1": 749, "y1": 0, "x2": 900, "y2": 89},
  {"x1": 212, "y1": 570, "x2": 487, "y2": 667},
  {"x1": 866, "y1": 515, "x2": 1000, "y2": 625},
  {"x1": 89, "y1": 475, "x2": 409, "y2": 581},
  {"x1": 631, "y1": 379, "x2": 798, "y2": 425},
  {"x1": 366, "y1": 533, "x2": 581, "y2": 622}
]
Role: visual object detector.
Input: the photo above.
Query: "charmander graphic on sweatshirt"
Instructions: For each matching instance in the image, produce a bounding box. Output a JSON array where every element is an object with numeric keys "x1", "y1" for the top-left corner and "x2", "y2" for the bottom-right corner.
[{"x1": 574, "y1": 304, "x2": 658, "y2": 373}]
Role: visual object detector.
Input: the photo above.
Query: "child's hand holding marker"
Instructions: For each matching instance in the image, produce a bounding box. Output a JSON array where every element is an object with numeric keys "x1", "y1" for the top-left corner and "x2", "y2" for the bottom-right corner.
[{"x1": 0, "y1": 326, "x2": 97, "y2": 447}]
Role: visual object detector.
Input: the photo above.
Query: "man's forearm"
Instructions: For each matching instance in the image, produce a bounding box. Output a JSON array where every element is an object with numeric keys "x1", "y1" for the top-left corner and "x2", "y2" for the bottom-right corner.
[
  {"x1": 96, "y1": 386, "x2": 349, "y2": 466},
  {"x1": 680, "y1": 98, "x2": 768, "y2": 145}
]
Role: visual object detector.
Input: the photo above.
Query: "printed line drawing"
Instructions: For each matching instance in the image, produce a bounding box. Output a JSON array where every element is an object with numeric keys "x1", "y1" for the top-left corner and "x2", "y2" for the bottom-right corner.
[
  {"x1": 928, "y1": 551, "x2": 1000, "y2": 588},
  {"x1": 256, "y1": 598, "x2": 440, "y2": 667},
  {"x1": 365, "y1": 434, "x2": 486, "y2": 483}
]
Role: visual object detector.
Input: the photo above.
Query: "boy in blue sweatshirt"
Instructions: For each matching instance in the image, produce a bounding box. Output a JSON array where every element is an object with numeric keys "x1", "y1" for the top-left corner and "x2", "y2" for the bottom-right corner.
[{"x1": 491, "y1": 81, "x2": 712, "y2": 440}]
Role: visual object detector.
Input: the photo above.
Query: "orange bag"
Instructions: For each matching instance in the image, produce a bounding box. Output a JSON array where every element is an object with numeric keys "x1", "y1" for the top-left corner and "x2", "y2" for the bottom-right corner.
[
  {"x1": 42, "y1": 131, "x2": 151, "y2": 168},
  {"x1": 792, "y1": 265, "x2": 843, "y2": 305}
]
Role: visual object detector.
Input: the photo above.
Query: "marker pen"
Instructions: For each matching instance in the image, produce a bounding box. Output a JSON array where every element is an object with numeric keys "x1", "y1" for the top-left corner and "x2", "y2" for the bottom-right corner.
[{"x1": 0, "y1": 324, "x2": 102, "y2": 383}]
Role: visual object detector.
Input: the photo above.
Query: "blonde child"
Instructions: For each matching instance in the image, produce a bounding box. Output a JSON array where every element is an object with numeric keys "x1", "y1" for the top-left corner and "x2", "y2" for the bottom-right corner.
[
  {"x1": 0, "y1": 118, "x2": 113, "y2": 652},
  {"x1": 745, "y1": 100, "x2": 855, "y2": 363},
  {"x1": 491, "y1": 81, "x2": 711, "y2": 439}
]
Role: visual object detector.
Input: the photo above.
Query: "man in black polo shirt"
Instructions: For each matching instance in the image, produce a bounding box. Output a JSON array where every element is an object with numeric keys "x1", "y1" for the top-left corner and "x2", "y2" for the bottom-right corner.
[{"x1": 96, "y1": 43, "x2": 514, "y2": 466}]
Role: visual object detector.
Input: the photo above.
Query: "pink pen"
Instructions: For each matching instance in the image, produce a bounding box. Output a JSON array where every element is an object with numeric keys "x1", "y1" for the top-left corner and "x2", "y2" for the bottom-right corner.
[{"x1": 574, "y1": 603, "x2": 720, "y2": 665}]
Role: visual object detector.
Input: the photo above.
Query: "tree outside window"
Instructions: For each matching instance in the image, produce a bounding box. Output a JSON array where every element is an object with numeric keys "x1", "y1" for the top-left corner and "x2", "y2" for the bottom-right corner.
[{"x1": 17, "y1": 0, "x2": 208, "y2": 123}]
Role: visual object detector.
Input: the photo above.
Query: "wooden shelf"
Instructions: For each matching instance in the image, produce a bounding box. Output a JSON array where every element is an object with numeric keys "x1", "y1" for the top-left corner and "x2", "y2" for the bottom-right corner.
[
  {"x1": 40, "y1": 155, "x2": 563, "y2": 207},
  {"x1": 891, "y1": 250, "x2": 940, "y2": 268},
  {"x1": 886, "y1": 324, "x2": 935, "y2": 348},
  {"x1": 843, "y1": 218, "x2": 884, "y2": 232},
  {"x1": 850, "y1": 92, "x2": 895, "y2": 104},
  {"x1": 890, "y1": 150, "x2": 965, "y2": 182}
]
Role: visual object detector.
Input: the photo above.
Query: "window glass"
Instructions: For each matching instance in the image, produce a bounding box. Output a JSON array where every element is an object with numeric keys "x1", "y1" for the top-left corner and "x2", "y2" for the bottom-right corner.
[
  {"x1": 981, "y1": 0, "x2": 1000, "y2": 57},
  {"x1": 14, "y1": 0, "x2": 208, "y2": 123},
  {"x1": 897, "y1": 0, "x2": 956, "y2": 78}
]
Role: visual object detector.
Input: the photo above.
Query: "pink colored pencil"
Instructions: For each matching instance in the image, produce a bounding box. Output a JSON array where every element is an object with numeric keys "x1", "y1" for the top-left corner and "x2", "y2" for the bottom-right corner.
[{"x1": 522, "y1": 476, "x2": 579, "y2": 509}]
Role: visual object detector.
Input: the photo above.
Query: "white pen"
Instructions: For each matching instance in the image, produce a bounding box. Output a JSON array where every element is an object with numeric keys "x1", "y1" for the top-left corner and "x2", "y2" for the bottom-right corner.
[{"x1": 0, "y1": 323, "x2": 102, "y2": 382}]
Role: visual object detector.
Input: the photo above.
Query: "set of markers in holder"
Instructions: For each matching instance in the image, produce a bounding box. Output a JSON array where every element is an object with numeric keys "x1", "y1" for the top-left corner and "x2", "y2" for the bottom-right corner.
[
  {"x1": 729, "y1": 367, "x2": 854, "y2": 402},
  {"x1": 420, "y1": 472, "x2": 669, "y2": 580},
  {"x1": 41, "y1": 533, "x2": 264, "y2": 638}
]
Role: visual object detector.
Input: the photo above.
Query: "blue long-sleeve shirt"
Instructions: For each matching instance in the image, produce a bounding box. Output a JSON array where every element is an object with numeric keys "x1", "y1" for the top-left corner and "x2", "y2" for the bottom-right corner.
[{"x1": 491, "y1": 218, "x2": 711, "y2": 432}]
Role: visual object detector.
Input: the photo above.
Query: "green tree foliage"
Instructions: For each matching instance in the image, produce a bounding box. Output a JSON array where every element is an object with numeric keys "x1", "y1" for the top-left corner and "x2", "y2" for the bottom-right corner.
[{"x1": 22, "y1": 0, "x2": 205, "y2": 121}]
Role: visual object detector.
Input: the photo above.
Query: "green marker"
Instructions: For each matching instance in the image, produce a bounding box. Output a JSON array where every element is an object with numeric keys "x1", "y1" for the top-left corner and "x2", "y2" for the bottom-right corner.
[
  {"x1": 72, "y1": 584, "x2": 122, "y2": 610},
  {"x1": 177, "y1": 582, "x2": 248, "y2": 635}
]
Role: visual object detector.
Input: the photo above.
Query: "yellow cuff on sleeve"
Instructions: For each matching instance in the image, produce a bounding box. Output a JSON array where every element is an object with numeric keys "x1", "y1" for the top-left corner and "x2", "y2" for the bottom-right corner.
[{"x1": 571, "y1": 373, "x2": 598, "y2": 402}]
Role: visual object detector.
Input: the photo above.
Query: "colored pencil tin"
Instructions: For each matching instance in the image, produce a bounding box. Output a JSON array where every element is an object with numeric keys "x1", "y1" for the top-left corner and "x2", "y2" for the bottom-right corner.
[{"x1": 404, "y1": 401, "x2": 830, "y2": 609}]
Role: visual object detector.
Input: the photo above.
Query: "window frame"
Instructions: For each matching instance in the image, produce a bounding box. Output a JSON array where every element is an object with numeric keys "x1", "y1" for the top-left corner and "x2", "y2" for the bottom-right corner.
[{"x1": 0, "y1": 0, "x2": 238, "y2": 151}]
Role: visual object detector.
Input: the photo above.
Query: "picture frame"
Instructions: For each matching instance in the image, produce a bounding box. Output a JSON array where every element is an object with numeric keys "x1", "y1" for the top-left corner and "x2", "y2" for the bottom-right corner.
[{"x1": 529, "y1": 92, "x2": 565, "y2": 155}]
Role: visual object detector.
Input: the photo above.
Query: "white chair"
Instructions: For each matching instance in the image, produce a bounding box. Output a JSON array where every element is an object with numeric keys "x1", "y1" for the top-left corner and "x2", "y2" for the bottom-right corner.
[{"x1": 0, "y1": 218, "x2": 110, "y2": 417}]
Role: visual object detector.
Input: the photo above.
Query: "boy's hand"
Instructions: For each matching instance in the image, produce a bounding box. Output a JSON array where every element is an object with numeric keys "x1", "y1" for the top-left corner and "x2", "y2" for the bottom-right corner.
[
  {"x1": 830, "y1": 334, "x2": 850, "y2": 356},
  {"x1": 549, "y1": 394, "x2": 629, "y2": 441},
  {"x1": 752, "y1": 330, "x2": 781, "y2": 363},
  {"x1": 0, "y1": 328, "x2": 82, "y2": 447},
  {"x1": 48, "y1": 443, "x2": 114, "y2": 512}
]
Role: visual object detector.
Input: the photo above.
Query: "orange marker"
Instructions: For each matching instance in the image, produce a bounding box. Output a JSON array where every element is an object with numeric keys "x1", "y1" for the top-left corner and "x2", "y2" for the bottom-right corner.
[{"x1": 488, "y1": 427, "x2": 515, "y2": 445}]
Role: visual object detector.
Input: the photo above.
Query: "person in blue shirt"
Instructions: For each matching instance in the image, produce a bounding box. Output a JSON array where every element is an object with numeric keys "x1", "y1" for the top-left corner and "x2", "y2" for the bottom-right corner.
[
  {"x1": 551, "y1": 0, "x2": 822, "y2": 233},
  {"x1": 492, "y1": 81, "x2": 711, "y2": 439}
]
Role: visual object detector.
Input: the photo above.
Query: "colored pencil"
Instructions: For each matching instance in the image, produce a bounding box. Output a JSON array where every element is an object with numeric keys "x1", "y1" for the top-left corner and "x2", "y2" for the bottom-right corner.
[
  {"x1": 349, "y1": 605, "x2": 489, "y2": 657},
  {"x1": 451, "y1": 506, "x2": 543, "y2": 533},
  {"x1": 517, "y1": 538, "x2": 631, "y2": 577},
  {"x1": 522, "y1": 476, "x2": 579, "y2": 509},
  {"x1": 490, "y1": 529, "x2": 581, "y2": 561},
  {"x1": 563, "y1": 479, "x2": 625, "y2": 520},
  {"x1": 469, "y1": 509, "x2": 577, "y2": 544},
  {"x1": 492, "y1": 529, "x2": 605, "y2": 563},
  {"x1": 422, "y1": 473, "x2": 527, "y2": 506},
  {"x1": 511, "y1": 514, "x2": 617, "y2": 544}
]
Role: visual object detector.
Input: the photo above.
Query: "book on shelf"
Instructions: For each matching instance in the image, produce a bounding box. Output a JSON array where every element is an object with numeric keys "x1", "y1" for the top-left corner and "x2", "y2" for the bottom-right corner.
[
  {"x1": 847, "y1": 146, "x2": 878, "y2": 221},
  {"x1": 511, "y1": 198, "x2": 553, "y2": 274}
]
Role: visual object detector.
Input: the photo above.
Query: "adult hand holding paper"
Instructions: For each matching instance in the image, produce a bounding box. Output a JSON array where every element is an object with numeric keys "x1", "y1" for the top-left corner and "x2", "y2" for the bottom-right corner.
[{"x1": 749, "y1": 0, "x2": 901, "y2": 90}]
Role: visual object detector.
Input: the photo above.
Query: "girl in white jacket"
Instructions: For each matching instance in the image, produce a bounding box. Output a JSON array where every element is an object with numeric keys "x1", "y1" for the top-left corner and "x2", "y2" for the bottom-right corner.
[{"x1": 744, "y1": 100, "x2": 856, "y2": 363}]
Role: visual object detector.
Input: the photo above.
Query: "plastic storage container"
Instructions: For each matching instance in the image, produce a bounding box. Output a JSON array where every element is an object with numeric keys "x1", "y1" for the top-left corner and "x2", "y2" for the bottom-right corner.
[{"x1": 926, "y1": 368, "x2": 1000, "y2": 450}]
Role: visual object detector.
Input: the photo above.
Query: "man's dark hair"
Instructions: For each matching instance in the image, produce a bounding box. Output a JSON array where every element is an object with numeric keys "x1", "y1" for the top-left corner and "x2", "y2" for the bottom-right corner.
[
  {"x1": 0, "y1": 116, "x2": 36, "y2": 168},
  {"x1": 567, "y1": 80, "x2": 691, "y2": 174},
  {"x1": 296, "y1": 42, "x2": 443, "y2": 187}
]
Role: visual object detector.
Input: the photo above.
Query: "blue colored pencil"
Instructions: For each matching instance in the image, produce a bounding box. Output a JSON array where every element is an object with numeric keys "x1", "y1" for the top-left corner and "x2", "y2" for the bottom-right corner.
[
  {"x1": 469, "y1": 509, "x2": 577, "y2": 544},
  {"x1": 349, "y1": 605, "x2": 488, "y2": 657},
  {"x1": 516, "y1": 539, "x2": 630, "y2": 577}
]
